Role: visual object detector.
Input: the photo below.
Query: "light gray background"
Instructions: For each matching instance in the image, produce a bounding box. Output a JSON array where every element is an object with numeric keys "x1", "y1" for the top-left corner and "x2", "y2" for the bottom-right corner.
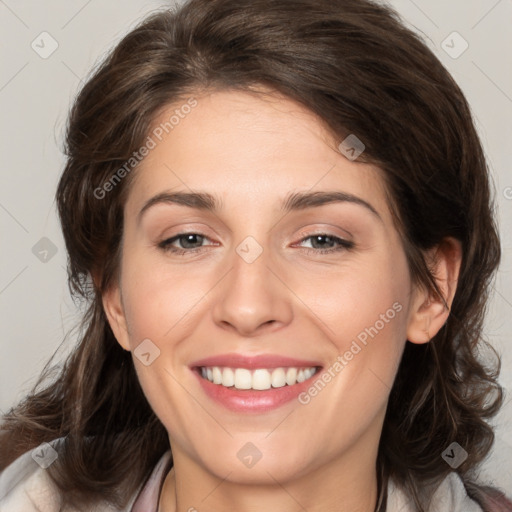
[{"x1": 1, "y1": 0, "x2": 511, "y2": 492}]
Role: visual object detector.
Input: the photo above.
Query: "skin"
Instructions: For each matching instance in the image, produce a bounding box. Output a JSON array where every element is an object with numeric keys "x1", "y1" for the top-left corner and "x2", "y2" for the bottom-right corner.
[{"x1": 102, "y1": 88, "x2": 462, "y2": 512}]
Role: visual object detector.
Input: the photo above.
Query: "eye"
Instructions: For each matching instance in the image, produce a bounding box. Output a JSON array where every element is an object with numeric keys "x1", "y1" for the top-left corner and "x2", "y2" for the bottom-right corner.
[
  {"x1": 157, "y1": 232, "x2": 354, "y2": 256},
  {"x1": 158, "y1": 232, "x2": 215, "y2": 255},
  {"x1": 294, "y1": 233, "x2": 355, "y2": 254}
]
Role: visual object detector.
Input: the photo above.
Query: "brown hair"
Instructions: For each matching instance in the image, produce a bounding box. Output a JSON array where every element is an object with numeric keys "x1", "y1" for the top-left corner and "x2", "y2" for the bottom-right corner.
[{"x1": 1, "y1": 0, "x2": 510, "y2": 510}]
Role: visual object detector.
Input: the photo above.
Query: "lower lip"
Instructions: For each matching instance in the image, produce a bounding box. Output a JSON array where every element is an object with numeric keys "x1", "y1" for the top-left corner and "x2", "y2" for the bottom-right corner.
[{"x1": 192, "y1": 368, "x2": 321, "y2": 413}]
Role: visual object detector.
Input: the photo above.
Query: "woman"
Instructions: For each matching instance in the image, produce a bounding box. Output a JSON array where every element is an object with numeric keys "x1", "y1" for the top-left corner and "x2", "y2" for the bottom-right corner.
[{"x1": 0, "y1": 0, "x2": 510, "y2": 510}]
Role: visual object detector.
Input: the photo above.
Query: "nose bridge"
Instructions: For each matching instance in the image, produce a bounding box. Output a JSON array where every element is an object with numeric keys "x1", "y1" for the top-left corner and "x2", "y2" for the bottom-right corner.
[{"x1": 211, "y1": 233, "x2": 293, "y2": 335}]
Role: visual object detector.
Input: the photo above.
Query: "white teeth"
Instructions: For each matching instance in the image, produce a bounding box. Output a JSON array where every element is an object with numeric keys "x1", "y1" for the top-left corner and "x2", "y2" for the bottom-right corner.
[
  {"x1": 199, "y1": 366, "x2": 319, "y2": 389},
  {"x1": 285, "y1": 367, "x2": 297, "y2": 385},
  {"x1": 222, "y1": 367, "x2": 234, "y2": 387},
  {"x1": 212, "y1": 367, "x2": 223, "y2": 384},
  {"x1": 271, "y1": 368, "x2": 286, "y2": 388},
  {"x1": 234, "y1": 368, "x2": 252, "y2": 389},
  {"x1": 252, "y1": 369, "x2": 271, "y2": 390}
]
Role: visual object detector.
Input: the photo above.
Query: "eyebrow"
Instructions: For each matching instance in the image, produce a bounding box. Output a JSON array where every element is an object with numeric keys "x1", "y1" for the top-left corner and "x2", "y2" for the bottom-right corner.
[{"x1": 137, "y1": 190, "x2": 382, "y2": 222}]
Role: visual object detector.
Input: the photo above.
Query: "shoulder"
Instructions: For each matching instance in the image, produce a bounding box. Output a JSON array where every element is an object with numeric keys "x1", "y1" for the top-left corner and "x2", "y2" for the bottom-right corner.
[
  {"x1": 387, "y1": 471, "x2": 486, "y2": 511},
  {"x1": 0, "y1": 438, "x2": 64, "y2": 511},
  {"x1": 429, "y1": 472, "x2": 484, "y2": 511},
  {"x1": 0, "y1": 438, "x2": 137, "y2": 512}
]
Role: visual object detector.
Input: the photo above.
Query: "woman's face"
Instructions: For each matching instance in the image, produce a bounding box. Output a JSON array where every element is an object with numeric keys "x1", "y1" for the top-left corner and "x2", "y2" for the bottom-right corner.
[{"x1": 104, "y1": 89, "x2": 434, "y2": 486}]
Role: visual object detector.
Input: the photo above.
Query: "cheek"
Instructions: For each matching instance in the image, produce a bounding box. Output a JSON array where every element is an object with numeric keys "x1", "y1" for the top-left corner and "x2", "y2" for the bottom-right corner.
[
  {"x1": 297, "y1": 254, "x2": 409, "y2": 342},
  {"x1": 120, "y1": 253, "x2": 210, "y2": 345},
  {"x1": 297, "y1": 251, "x2": 411, "y2": 397}
]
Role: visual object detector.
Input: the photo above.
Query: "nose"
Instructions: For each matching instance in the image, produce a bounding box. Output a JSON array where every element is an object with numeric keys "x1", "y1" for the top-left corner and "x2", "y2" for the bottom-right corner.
[{"x1": 211, "y1": 241, "x2": 294, "y2": 337}]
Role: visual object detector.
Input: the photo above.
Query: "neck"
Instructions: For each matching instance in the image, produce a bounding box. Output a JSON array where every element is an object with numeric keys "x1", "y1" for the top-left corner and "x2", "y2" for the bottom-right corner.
[{"x1": 158, "y1": 431, "x2": 381, "y2": 512}]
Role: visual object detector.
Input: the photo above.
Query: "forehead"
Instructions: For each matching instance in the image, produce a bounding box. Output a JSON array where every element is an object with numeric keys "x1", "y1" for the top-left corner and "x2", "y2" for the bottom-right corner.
[{"x1": 125, "y1": 89, "x2": 391, "y2": 222}]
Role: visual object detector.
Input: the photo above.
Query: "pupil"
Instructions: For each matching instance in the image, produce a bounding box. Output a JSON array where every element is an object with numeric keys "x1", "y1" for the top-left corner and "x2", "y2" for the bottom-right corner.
[
  {"x1": 313, "y1": 235, "x2": 330, "y2": 248},
  {"x1": 183, "y1": 234, "x2": 201, "y2": 248}
]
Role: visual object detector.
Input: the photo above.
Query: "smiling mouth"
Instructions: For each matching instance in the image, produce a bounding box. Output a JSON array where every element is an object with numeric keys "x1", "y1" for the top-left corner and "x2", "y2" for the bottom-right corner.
[{"x1": 195, "y1": 366, "x2": 321, "y2": 390}]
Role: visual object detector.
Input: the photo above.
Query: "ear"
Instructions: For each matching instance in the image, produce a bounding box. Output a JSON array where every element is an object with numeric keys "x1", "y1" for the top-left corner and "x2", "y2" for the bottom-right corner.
[
  {"x1": 406, "y1": 237, "x2": 462, "y2": 344},
  {"x1": 102, "y1": 283, "x2": 131, "y2": 351}
]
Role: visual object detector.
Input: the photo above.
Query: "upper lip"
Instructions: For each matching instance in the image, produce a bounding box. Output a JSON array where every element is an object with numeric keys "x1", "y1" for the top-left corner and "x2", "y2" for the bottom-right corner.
[{"x1": 190, "y1": 353, "x2": 323, "y2": 369}]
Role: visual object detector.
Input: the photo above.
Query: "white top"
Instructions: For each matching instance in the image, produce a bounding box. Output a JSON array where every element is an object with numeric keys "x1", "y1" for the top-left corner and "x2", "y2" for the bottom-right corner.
[{"x1": 0, "y1": 438, "x2": 483, "y2": 511}]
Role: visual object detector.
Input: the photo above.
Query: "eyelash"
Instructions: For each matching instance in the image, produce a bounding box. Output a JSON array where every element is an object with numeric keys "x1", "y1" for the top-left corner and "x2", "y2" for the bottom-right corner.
[{"x1": 158, "y1": 232, "x2": 355, "y2": 256}]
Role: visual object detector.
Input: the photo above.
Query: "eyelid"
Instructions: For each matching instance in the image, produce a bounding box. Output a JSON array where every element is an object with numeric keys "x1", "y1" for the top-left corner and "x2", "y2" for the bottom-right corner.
[
  {"x1": 158, "y1": 227, "x2": 352, "y2": 245},
  {"x1": 295, "y1": 226, "x2": 353, "y2": 243},
  {"x1": 155, "y1": 223, "x2": 217, "y2": 241}
]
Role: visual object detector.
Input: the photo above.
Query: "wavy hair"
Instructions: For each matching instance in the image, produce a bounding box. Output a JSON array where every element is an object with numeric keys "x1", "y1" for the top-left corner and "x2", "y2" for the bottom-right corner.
[{"x1": 1, "y1": 0, "x2": 510, "y2": 510}]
